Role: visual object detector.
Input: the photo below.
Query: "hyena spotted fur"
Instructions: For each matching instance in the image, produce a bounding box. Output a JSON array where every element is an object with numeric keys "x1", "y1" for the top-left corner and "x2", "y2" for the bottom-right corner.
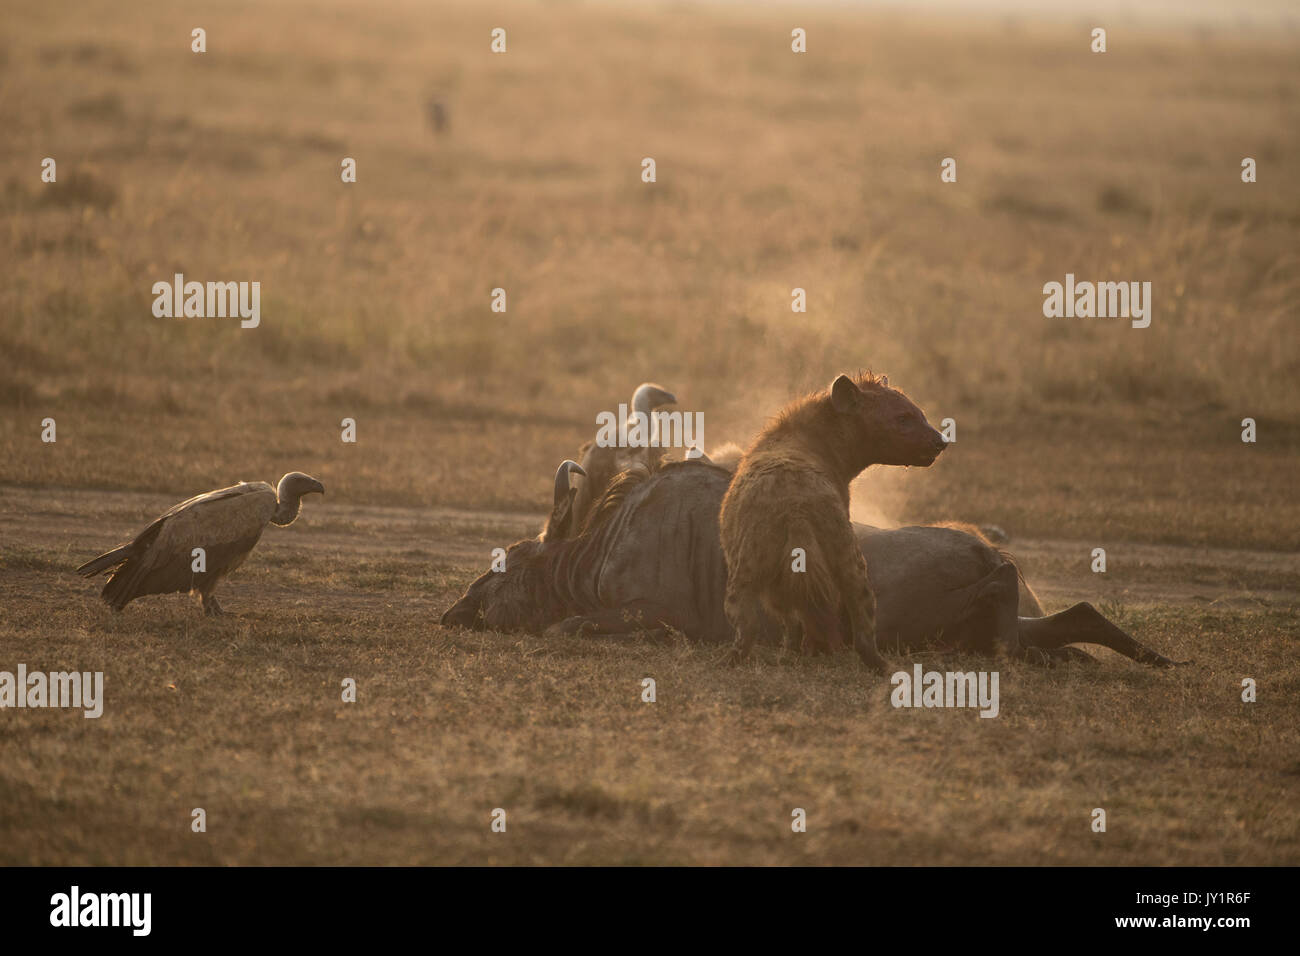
[{"x1": 719, "y1": 373, "x2": 948, "y2": 670}]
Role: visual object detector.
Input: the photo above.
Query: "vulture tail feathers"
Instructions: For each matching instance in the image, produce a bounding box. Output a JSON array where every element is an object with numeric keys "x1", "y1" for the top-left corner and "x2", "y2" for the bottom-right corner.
[
  {"x1": 81, "y1": 517, "x2": 169, "y2": 608},
  {"x1": 101, "y1": 559, "x2": 149, "y2": 610},
  {"x1": 79, "y1": 515, "x2": 167, "y2": 577},
  {"x1": 76, "y1": 544, "x2": 135, "y2": 577}
]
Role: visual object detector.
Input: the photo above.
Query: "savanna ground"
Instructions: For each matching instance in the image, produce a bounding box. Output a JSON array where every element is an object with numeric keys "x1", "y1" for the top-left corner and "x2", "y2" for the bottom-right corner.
[{"x1": 0, "y1": 0, "x2": 1297, "y2": 864}]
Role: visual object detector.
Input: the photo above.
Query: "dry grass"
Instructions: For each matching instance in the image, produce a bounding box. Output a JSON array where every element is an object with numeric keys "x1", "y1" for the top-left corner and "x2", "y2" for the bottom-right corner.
[
  {"x1": 2, "y1": 491, "x2": 1297, "y2": 865},
  {"x1": 0, "y1": 0, "x2": 1297, "y2": 864}
]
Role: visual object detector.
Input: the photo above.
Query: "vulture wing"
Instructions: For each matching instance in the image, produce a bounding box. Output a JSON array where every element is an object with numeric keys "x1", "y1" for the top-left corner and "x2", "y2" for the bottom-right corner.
[
  {"x1": 95, "y1": 482, "x2": 277, "y2": 609},
  {"x1": 573, "y1": 440, "x2": 618, "y2": 531}
]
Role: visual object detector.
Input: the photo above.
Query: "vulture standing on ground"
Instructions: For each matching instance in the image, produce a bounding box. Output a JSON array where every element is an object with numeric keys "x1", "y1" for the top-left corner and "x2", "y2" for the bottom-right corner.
[
  {"x1": 571, "y1": 382, "x2": 677, "y2": 530},
  {"x1": 76, "y1": 472, "x2": 324, "y2": 615}
]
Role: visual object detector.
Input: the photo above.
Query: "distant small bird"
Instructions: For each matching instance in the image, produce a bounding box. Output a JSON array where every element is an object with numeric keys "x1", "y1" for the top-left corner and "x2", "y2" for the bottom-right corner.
[
  {"x1": 76, "y1": 473, "x2": 324, "y2": 615},
  {"x1": 424, "y1": 96, "x2": 449, "y2": 134}
]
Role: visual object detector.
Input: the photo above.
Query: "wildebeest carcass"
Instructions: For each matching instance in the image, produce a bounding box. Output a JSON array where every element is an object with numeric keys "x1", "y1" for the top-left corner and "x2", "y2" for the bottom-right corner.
[{"x1": 441, "y1": 458, "x2": 1182, "y2": 667}]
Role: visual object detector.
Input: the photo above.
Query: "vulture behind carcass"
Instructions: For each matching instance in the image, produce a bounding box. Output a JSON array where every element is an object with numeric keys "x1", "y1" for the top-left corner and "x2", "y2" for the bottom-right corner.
[
  {"x1": 75, "y1": 472, "x2": 324, "y2": 615},
  {"x1": 571, "y1": 382, "x2": 677, "y2": 530}
]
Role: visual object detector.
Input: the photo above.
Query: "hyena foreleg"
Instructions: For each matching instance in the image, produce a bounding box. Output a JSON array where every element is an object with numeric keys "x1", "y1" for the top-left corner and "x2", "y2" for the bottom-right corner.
[{"x1": 843, "y1": 547, "x2": 885, "y2": 673}]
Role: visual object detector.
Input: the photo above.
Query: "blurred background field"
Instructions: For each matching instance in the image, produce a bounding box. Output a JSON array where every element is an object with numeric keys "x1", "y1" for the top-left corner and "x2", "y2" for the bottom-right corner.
[{"x1": 1, "y1": 0, "x2": 1297, "y2": 547}]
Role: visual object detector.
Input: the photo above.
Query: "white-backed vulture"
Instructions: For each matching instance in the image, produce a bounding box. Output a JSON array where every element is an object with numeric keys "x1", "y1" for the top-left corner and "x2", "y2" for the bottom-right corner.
[
  {"x1": 75, "y1": 472, "x2": 324, "y2": 615},
  {"x1": 571, "y1": 382, "x2": 677, "y2": 530}
]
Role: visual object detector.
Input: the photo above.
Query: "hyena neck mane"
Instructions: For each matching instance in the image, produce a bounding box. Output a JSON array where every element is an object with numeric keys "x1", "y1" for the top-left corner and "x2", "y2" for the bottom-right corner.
[{"x1": 757, "y1": 378, "x2": 888, "y2": 485}]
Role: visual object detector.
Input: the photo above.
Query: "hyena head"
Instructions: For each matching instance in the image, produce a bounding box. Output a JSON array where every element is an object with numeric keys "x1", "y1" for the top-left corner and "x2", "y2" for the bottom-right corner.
[{"x1": 830, "y1": 373, "x2": 947, "y2": 467}]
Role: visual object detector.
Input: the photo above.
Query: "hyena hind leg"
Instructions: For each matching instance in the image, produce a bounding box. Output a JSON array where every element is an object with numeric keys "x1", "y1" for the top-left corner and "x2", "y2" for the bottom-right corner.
[
  {"x1": 797, "y1": 606, "x2": 843, "y2": 656},
  {"x1": 776, "y1": 610, "x2": 805, "y2": 660},
  {"x1": 724, "y1": 588, "x2": 767, "y2": 665}
]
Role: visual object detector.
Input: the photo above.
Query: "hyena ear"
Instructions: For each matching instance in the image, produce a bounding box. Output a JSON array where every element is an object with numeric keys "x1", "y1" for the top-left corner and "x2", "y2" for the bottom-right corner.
[{"x1": 830, "y1": 374, "x2": 861, "y2": 413}]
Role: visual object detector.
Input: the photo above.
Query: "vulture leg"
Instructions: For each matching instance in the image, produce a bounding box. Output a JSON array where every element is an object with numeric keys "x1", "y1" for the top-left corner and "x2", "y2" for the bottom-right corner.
[{"x1": 202, "y1": 593, "x2": 226, "y2": 617}]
